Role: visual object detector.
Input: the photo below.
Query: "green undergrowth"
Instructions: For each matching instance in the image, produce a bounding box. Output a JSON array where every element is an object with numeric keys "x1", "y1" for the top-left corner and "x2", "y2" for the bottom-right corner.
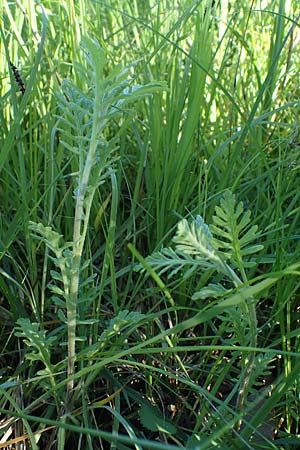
[{"x1": 0, "y1": 1, "x2": 300, "y2": 449}]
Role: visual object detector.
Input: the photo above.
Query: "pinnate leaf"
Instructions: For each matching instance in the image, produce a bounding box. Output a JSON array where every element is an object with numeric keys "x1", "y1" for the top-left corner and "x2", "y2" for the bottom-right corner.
[{"x1": 211, "y1": 191, "x2": 263, "y2": 269}]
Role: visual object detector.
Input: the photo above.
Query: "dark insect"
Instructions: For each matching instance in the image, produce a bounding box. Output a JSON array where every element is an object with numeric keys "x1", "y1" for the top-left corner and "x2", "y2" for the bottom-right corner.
[{"x1": 9, "y1": 61, "x2": 26, "y2": 95}]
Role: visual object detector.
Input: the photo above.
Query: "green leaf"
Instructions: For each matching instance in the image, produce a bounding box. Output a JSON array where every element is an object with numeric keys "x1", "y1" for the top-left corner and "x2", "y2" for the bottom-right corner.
[
  {"x1": 98, "y1": 310, "x2": 145, "y2": 346},
  {"x1": 136, "y1": 247, "x2": 215, "y2": 279},
  {"x1": 173, "y1": 215, "x2": 216, "y2": 259},
  {"x1": 139, "y1": 402, "x2": 177, "y2": 435},
  {"x1": 192, "y1": 283, "x2": 231, "y2": 300},
  {"x1": 15, "y1": 319, "x2": 56, "y2": 378},
  {"x1": 57, "y1": 309, "x2": 67, "y2": 323},
  {"x1": 217, "y1": 276, "x2": 279, "y2": 308},
  {"x1": 0, "y1": 381, "x2": 21, "y2": 390},
  {"x1": 171, "y1": 215, "x2": 229, "y2": 276},
  {"x1": 211, "y1": 191, "x2": 263, "y2": 271}
]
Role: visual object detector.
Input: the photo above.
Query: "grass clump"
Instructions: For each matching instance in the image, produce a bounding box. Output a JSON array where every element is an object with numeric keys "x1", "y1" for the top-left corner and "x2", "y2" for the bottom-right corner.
[{"x1": 0, "y1": 1, "x2": 300, "y2": 449}]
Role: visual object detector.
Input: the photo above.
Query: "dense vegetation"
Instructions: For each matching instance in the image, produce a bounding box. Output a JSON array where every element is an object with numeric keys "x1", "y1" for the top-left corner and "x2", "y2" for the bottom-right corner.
[{"x1": 0, "y1": 1, "x2": 300, "y2": 449}]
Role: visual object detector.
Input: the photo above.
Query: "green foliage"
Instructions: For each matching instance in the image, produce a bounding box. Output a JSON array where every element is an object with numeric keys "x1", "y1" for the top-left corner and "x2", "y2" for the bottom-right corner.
[
  {"x1": 26, "y1": 36, "x2": 164, "y2": 402},
  {"x1": 137, "y1": 190, "x2": 265, "y2": 431},
  {"x1": 211, "y1": 191, "x2": 264, "y2": 271},
  {"x1": 81, "y1": 310, "x2": 145, "y2": 358},
  {"x1": 192, "y1": 282, "x2": 231, "y2": 301},
  {"x1": 139, "y1": 401, "x2": 177, "y2": 435},
  {"x1": 15, "y1": 318, "x2": 56, "y2": 375},
  {"x1": 14, "y1": 318, "x2": 59, "y2": 397},
  {"x1": 137, "y1": 247, "x2": 215, "y2": 279},
  {"x1": 139, "y1": 190, "x2": 263, "y2": 290},
  {"x1": 173, "y1": 215, "x2": 217, "y2": 262},
  {"x1": 98, "y1": 310, "x2": 145, "y2": 343},
  {"x1": 29, "y1": 221, "x2": 73, "y2": 299},
  {"x1": 1, "y1": 1, "x2": 300, "y2": 449}
]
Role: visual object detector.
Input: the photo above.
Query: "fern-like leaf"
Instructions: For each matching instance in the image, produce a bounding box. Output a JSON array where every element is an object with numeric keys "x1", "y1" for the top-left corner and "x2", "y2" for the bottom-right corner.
[
  {"x1": 172, "y1": 215, "x2": 226, "y2": 274},
  {"x1": 135, "y1": 247, "x2": 215, "y2": 279},
  {"x1": 211, "y1": 191, "x2": 263, "y2": 271},
  {"x1": 173, "y1": 215, "x2": 214, "y2": 257},
  {"x1": 15, "y1": 319, "x2": 56, "y2": 378},
  {"x1": 29, "y1": 221, "x2": 73, "y2": 302}
]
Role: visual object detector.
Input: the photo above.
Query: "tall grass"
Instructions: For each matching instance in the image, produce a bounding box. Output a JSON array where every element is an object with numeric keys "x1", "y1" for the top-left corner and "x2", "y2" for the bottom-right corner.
[{"x1": 0, "y1": 1, "x2": 300, "y2": 449}]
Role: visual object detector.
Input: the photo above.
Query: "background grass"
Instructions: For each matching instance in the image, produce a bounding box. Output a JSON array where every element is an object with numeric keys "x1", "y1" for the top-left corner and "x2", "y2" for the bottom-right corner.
[{"x1": 0, "y1": 0, "x2": 300, "y2": 449}]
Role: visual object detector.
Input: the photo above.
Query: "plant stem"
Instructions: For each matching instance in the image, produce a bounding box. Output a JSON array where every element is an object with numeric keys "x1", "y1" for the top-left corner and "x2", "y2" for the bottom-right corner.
[
  {"x1": 221, "y1": 260, "x2": 258, "y2": 428},
  {"x1": 66, "y1": 61, "x2": 107, "y2": 396}
]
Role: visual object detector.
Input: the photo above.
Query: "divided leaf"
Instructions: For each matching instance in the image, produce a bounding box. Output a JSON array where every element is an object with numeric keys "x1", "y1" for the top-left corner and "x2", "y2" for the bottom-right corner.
[
  {"x1": 135, "y1": 191, "x2": 263, "y2": 296},
  {"x1": 29, "y1": 221, "x2": 73, "y2": 304},
  {"x1": 173, "y1": 215, "x2": 216, "y2": 260},
  {"x1": 211, "y1": 191, "x2": 263, "y2": 270},
  {"x1": 15, "y1": 318, "x2": 56, "y2": 376},
  {"x1": 136, "y1": 247, "x2": 215, "y2": 279},
  {"x1": 29, "y1": 221, "x2": 68, "y2": 257}
]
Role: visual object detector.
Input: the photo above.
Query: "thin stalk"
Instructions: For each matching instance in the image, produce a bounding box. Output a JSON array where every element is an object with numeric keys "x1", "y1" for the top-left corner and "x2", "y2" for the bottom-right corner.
[{"x1": 220, "y1": 259, "x2": 258, "y2": 429}]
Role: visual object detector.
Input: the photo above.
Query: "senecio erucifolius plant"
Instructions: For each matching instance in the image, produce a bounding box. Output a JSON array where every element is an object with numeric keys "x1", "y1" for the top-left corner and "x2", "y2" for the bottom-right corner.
[
  {"x1": 16, "y1": 36, "x2": 162, "y2": 402},
  {"x1": 138, "y1": 190, "x2": 264, "y2": 425}
]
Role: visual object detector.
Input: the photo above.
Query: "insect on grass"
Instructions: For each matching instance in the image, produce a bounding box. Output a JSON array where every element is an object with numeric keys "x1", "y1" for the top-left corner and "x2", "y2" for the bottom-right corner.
[{"x1": 9, "y1": 61, "x2": 26, "y2": 95}]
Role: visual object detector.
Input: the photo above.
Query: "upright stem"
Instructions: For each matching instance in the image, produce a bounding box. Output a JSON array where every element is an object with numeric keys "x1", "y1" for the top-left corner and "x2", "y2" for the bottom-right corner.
[
  {"x1": 235, "y1": 296, "x2": 257, "y2": 430},
  {"x1": 66, "y1": 82, "x2": 106, "y2": 397},
  {"x1": 221, "y1": 260, "x2": 258, "y2": 429}
]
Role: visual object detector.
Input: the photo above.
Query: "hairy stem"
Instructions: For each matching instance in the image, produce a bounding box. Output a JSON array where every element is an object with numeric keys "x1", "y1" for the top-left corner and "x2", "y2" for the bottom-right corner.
[{"x1": 66, "y1": 53, "x2": 107, "y2": 397}]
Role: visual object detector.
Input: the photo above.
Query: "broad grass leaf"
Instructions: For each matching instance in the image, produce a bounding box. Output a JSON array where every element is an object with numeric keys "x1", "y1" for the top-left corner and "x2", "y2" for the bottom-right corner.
[
  {"x1": 217, "y1": 276, "x2": 279, "y2": 308},
  {"x1": 139, "y1": 402, "x2": 177, "y2": 435}
]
